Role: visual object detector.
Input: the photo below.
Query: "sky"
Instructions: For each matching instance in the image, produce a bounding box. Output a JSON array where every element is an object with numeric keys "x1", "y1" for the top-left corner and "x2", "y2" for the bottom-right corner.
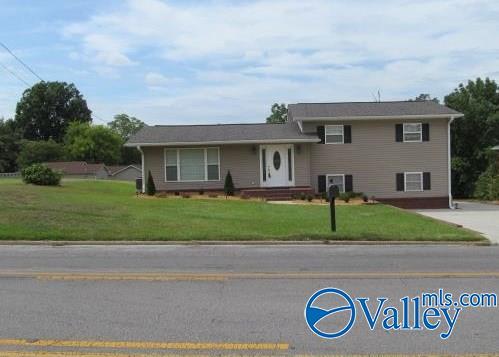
[{"x1": 1, "y1": 0, "x2": 499, "y2": 125}]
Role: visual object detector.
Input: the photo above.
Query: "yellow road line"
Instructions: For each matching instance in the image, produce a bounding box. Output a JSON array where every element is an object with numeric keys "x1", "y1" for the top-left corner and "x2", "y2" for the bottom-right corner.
[
  {"x1": 0, "y1": 340, "x2": 288, "y2": 351},
  {"x1": 0, "y1": 271, "x2": 496, "y2": 281},
  {"x1": 0, "y1": 271, "x2": 498, "y2": 281},
  {"x1": 37, "y1": 275, "x2": 227, "y2": 282},
  {"x1": 0, "y1": 351, "x2": 496, "y2": 357}
]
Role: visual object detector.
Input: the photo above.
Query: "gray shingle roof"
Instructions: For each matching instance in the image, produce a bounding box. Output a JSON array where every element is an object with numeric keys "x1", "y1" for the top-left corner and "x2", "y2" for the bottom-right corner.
[
  {"x1": 288, "y1": 101, "x2": 462, "y2": 119},
  {"x1": 126, "y1": 121, "x2": 318, "y2": 146}
]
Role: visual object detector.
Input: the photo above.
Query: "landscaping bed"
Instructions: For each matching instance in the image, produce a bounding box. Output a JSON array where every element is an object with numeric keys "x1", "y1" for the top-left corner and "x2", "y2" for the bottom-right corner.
[{"x1": 0, "y1": 179, "x2": 484, "y2": 242}]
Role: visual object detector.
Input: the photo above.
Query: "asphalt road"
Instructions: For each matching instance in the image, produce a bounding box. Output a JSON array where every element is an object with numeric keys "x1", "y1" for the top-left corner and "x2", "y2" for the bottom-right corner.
[{"x1": 0, "y1": 244, "x2": 497, "y2": 356}]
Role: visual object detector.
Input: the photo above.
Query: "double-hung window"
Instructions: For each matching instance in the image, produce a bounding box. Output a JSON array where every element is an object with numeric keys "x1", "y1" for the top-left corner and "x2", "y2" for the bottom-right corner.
[
  {"x1": 327, "y1": 174, "x2": 345, "y2": 193},
  {"x1": 404, "y1": 172, "x2": 423, "y2": 192},
  {"x1": 165, "y1": 148, "x2": 220, "y2": 182},
  {"x1": 165, "y1": 150, "x2": 179, "y2": 181},
  {"x1": 403, "y1": 123, "x2": 422, "y2": 142},
  {"x1": 325, "y1": 125, "x2": 344, "y2": 144},
  {"x1": 206, "y1": 148, "x2": 219, "y2": 180}
]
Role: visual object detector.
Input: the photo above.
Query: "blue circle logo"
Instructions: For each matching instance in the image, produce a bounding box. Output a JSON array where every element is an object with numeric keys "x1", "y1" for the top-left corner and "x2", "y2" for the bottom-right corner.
[{"x1": 304, "y1": 287, "x2": 356, "y2": 339}]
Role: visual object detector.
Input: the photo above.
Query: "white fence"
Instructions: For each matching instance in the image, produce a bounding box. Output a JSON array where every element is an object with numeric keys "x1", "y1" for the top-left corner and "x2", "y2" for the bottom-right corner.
[{"x1": 0, "y1": 172, "x2": 20, "y2": 178}]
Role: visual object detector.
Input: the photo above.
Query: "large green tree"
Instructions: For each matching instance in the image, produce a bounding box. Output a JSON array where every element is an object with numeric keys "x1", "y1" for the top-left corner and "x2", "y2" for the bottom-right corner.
[
  {"x1": 108, "y1": 114, "x2": 145, "y2": 164},
  {"x1": 14, "y1": 81, "x2": 92, "y2": 142},
  {"x1": 16, "y1": 139, "x2": 65, "y2": 168},
  {"x1": 266, "y1": 103, "x2": 287, "y2": 123},
  {"x1": 108, "y1": 114, "x2": 145, "y2": 140},
  {"x1": 445, "y1": 78, "x2": 499, "y2": 197},
  {"x1": 64, "y1": 122, "x2": 122, "y2": 165},
  {"x1": 0, "y1": 118, "x2": 20, "y2": 172}
]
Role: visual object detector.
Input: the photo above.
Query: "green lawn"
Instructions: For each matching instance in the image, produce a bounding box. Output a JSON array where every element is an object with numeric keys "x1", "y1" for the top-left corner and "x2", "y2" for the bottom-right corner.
[{"x1": 0, "y1": 179, "x2": 483, "y2": 241}]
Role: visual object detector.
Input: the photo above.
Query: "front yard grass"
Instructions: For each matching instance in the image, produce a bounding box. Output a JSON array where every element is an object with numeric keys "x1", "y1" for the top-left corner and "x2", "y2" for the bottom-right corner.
[{"x1": 0, "y1": 179, "x2": 483, "y2": 241}]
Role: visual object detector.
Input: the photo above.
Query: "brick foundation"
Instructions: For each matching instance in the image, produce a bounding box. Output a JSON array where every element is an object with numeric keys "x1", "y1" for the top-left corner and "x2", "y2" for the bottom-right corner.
[{"x1": 377, "y1": 196, "x2": 450, "y2": 209}]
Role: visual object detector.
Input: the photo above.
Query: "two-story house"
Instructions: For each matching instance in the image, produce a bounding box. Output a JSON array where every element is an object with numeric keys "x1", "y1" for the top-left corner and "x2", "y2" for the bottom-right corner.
[{"x1": 126, "y1": 101, "x2": 462, "y2": 208}]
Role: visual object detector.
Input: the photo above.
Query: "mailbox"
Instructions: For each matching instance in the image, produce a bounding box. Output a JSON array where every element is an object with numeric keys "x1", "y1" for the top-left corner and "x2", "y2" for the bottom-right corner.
[{"x1": 328, "y1": 184, "x2": 340, "y2": 200}]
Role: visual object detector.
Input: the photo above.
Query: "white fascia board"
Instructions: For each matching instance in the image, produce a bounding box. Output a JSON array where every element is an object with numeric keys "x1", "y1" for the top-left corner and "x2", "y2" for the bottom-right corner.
[
  {"x1": 293, "y1": 114, "x2": 464, "y2": 121},
  {"x1": 124, "y1": 138, "x2": 320, "y2": 147}
]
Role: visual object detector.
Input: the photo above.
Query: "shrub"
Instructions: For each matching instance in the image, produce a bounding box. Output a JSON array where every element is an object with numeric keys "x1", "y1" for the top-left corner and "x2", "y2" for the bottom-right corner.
[
  {"x1": 224, "y1": 171, "x2": 235, "y2": 196},
  {"x1": 182, "y1": 194, "x2": 191, "y2": 199},
  {"x1": 351, "y1": 191, "x2": 364, "y2": 198},
  {"x1": 198, "y1": 189, "x2": 204, "y2": 195},
  {"x1": 339, "y1": 192, "x2": 352, "y2": 203},
  {"x1": 362, "y1": 194, "x2": 369, "y2": 203},
  {"x1": 474, "y1": 172, "x2": 499, "y2": 200},
  {"x1": 174, "y1": 191, "x2": 180, "y2": 196},
  {"x1": 306, "y1": 194, "x2": 313, "y2": 202},
  {"x1": 146, "y1": 170, "x2": 156, "y2": 196},
  {"x1": 21, "y1": 164, "x2": 62, "y2": 186},
  {"x1": 300, "y1": 192, "x2": 306, "y2": 200}
]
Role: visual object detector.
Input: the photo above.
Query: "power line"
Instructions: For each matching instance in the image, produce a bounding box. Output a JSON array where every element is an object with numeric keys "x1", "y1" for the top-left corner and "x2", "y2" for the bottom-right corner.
[
  {"x1": 0, "y1": 61, "x2": 31, "y2": 86},
  {"x1": 0, "y1": 41, "x2": 43, "y2": 81},
  {"x1": 92, "y1": 113, "x2": 108, "y2": 124},
  {"x1": 0, "y1": 41, "x2": 108, "y2": 124}
]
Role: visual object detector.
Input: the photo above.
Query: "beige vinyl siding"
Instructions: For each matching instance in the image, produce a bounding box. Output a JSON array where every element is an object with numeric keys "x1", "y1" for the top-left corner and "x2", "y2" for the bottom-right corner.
[
  {"x1": 142, "y1": 143, "x2": 310, "y2": 191},
  {"x1": 308, "y1": 118, "x2": 449, "y2": 198},
  {"x1": 142, "y1": 145, "x2": 260, "y2": 191},
  {"x1": 293, "y1": 143, "x2": 311, "y2": 186}
]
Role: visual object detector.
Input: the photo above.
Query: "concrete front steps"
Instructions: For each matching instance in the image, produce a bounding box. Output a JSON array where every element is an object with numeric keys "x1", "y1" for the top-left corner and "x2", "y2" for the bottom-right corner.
[{"x1": 240, "y1": 187, "x2": 314, "y2": 201}]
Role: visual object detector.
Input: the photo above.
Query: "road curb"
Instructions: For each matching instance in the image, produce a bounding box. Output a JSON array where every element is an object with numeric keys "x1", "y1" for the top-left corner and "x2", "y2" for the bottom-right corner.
[{"x1": 0, "y1": 240, "x2": 490, "y2": 246}]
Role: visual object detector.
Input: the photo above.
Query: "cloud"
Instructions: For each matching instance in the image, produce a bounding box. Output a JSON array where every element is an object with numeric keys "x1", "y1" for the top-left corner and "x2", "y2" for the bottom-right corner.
[
  {"x1": 144, "y1": 72, "x2": 180, "y2": 88},
  {"x1": 58, "y1": 0, "x2": 499, "y2": 124}
]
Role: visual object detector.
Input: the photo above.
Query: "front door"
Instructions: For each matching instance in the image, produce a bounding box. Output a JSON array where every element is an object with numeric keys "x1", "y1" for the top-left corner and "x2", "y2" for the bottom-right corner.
[{"x1": 260, "y1": 144, "x2": 294, "y2": 187}]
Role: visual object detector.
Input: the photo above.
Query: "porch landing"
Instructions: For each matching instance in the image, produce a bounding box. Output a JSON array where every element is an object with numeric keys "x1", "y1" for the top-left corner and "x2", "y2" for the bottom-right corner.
[{"x1": 241, "y1": 187, "x2": 314, "y2": 201}]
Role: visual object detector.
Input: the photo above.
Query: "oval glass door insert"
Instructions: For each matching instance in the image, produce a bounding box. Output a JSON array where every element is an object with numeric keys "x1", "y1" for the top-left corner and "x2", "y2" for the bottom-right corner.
[{"x1": 273, "y1": 151, "x2": 281, "y2": 170}]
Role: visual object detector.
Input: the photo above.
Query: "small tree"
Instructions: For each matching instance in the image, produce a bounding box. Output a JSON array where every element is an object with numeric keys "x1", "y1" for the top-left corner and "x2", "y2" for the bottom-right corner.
[
  {"x1": 64, "y1": 122, "x2": 122, "y2": 164},
  {"x1": 224, "y1": 170, "x2": 235, "y2": 196},
  {"x1": 146, "y1": 170, "x2": 156, "y2": 196}
]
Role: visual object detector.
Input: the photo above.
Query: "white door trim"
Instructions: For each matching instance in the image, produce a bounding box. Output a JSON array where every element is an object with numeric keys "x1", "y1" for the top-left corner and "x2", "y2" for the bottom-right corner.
[{"x1": 259, "y1": 144, "x2": 295, "y2": 187}]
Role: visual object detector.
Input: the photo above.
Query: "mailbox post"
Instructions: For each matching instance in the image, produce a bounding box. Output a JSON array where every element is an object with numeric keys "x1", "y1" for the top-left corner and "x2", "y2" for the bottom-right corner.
[{"x1": 328, "y1": 184, "x2": 339, "y2": 232}]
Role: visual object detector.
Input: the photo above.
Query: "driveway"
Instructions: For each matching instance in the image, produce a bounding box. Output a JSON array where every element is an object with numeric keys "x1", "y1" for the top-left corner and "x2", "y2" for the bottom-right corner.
[{"x1": 415, "y1": 200, "x2": 499, "y2": 244}]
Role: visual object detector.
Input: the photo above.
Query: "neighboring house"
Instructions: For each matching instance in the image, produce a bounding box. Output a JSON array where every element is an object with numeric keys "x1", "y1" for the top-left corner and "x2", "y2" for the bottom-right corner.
[
  {"x1": 125, "y1": 101, "x2": 463, "y2": 208},
  {"x1": 44, "y1": 161, "x2": 109, "y2": 179},
  {"x1": 106, "y1": 165, "x2": 142, "y2": 181},
  {"x1": 44, "y1": 161, "x2": 142, "y2": 181}
]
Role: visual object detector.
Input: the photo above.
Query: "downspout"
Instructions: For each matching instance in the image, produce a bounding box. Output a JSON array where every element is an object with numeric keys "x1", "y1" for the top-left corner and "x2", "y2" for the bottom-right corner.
[
  {"x1": 448, "y1": 116, "x2": 455, "y2": 209},
  {"x1": 137, "y1": 146, "x2": 145, "y2": 193}
]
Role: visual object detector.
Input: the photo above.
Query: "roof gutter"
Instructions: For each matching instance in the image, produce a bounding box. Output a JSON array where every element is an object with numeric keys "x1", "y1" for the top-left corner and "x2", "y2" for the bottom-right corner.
[
  {"x1": 448, "y1": 116, "x2": 456, "y2": 209},
  {"x1": 137, "y1": 146, "x2": 145, "y2": 193},
  {"x1": 125, "y1": 138, "x2": 320, "y2": 147},
  {"x1": 293, "y1": 114, "x2": 464, "y2": 122}
]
